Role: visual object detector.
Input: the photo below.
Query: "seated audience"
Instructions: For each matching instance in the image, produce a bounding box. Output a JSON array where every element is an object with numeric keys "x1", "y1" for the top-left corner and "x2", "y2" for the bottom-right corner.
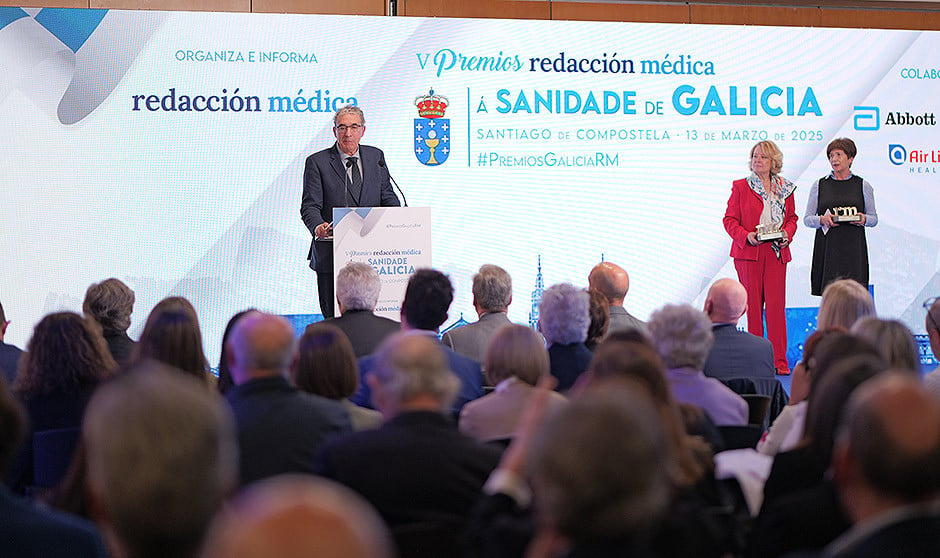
[
  {"x1": 443, "y1": 264, "x2": 515, "y2": 364},
  {"x1": 224, "y1": 311, "x2": 350, "y2": 486},
  {"x1": 923, "y1": 296, "x2": 940, "y2": 397},
  {"x1": 0, "y1": 301, "x2": 24, "y2": 384},
  {"x1": 293, "y1": 323, "x2": 382, "y2": 431},
  {"x1": 83, "y1": 278, "x2": 137, "y2": 366},
  {"x1": 324, "y1": 262, "x2": 399, "y2": 358},
  {"x1": 132, "y1": 296, "x2": 209, "y2": 384},
  {"x1": 539, "y1": 283, "x2": 592, "y2": 392},
  {"x1": 352, "y1": 269, "x2": 483, "y2": 414},
  {"x1": 816, "y1": 279, "x2": 875, "y2": 330},
  {"x1": 459, "y1": 325, "x2": 567, "y2": 443},
  {"x1": 701, "y1": 278, "x2": 775, "y2": 379},
  {"x1": 202, "y1": 475, "x2": 393, "y2": 558},
  {"x1": 584, "y1": 288, "x2": 610, "y2": 352},
  {"x1": 647, "y1": 303, "x2": 747, "y2": 426},
  {"x1": 587, "y1": 261, "x2": 646, "y2": 334},
  {"x1": 83, "y1": 363, "x2": 237, "y2": 558},
  {"x1": 215, "y1": 309, "x2": 255, "y2": 394},
  {"x1": 850, "y1": 317, "x2": 920, "y2": 372}
]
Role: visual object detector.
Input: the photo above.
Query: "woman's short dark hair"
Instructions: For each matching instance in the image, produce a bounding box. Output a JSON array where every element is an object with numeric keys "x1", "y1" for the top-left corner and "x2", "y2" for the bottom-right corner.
[
  {"x1": 826, "y1": 137, "x2": 857, "y2": 160},
  {"x1": 293, "y1": 323, "x2": 359, "y2": 400}
]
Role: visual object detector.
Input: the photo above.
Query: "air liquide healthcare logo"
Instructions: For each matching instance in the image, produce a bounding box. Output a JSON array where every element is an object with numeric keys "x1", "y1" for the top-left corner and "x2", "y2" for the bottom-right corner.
[
  {"x1": 889, "y1": 144, "x2": 939, "y2": 174},
  {"x1": 414, "y1": 89, "x2": 450, "y2": 166}
]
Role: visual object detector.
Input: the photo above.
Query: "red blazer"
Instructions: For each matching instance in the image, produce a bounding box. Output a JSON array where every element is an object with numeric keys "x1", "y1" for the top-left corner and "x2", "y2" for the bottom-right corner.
[{"x1": 723, "y1": 178, "x2": 797, "y2": 263}]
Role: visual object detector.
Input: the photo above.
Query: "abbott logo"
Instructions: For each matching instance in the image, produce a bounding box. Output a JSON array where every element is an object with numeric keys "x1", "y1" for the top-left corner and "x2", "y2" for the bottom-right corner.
[
  {"x1": 854, "y1": 106, "x2": 880, "y2": 131},
  {"x1": 888, "y1": 144, "x2": 908, "y2": 165}
]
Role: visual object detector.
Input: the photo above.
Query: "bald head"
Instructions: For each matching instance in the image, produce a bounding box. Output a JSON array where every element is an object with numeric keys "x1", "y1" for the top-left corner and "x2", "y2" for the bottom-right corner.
[
  {"x1": 227, "y1": 312, "x2": 297, "y2": 384},
  {"x1": 202, "y1": 475, "x2": 393, "y2": 558},
  {"x1": 704, "y1": 279, "x2": 748, "y2": 324},
  {"x1": 368, "y1": 333, "x2": 459, "y2": 415},
  {"x1": 588, "y1": 262, "x2": 629, "y2": 306}
]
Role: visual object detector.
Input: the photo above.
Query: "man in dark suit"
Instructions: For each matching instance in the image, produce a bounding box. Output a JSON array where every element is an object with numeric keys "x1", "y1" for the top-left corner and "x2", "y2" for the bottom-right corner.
[
  {"x1": 316, "y1": 333, "x2": 502, "y2": 529},
  {"x1": 588, "y1": 261, "x2": 646, "y2": 336},
  {"x1": 442, "y1": 264, "x2": 514, "y2": 367},
  {"x1": 224, "y1": 312, "x2": 351, "y2": 486},
  {"x1": 301, "y1": 105, "x2": 401, "y2": 318},
  {"x1": 350, "y1": 269, "x2": 483, "y2": 415},
  {"x1": 0, "y1": 301, "x2": 24, "y2": 384},
  {"x1": 702, "y1": 278, "x2": 775, "y2": 379},
  {"x1": 323, "y1": 261, "x2": 399, "y2": 357}
]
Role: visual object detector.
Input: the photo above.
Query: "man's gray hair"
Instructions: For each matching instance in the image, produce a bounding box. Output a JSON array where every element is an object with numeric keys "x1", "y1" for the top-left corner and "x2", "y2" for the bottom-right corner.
[
  {"x1": 84, "y1": 362, "x2": 237, "y2": 558},
  {"x1": 336, "y1": 262, "x2": 381, "y2": 311},
  {"x1": 539, "y1": 283, "x2": 590, "y2": 345},
  {"x1": 83, "y1": 278, "x2": 135, "y2": 335},
  {"x1": 368, "y1": 333, "x2": 459, "y2": 410},
  {"x1": 647, "y1": 303, "x2": 715, "y2": 370},
  {"x1": 333, "y1": 105, "x2": 364, "y2": 126},
  {"x1": 472, "y1": 264, "x2": 512, "y2": 312}
]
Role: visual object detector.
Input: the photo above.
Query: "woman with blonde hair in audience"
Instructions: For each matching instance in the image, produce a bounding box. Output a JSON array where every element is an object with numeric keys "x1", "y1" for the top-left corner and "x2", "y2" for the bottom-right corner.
[
  {"x1": 293, "y1": 323, "x2": 381, "y2": 431},
  {"x1": 459, "y1": 324, "x2": 567, "y2": 443},
  {"x1": 850, "y1": 316, "x2": 920, "y2": 372},
  {"x1": 132, "y1": 296, "x2": 210, "y2": 384},
  {"x1": 815, "y1": 278, "x2": 875, "y2": 330}
]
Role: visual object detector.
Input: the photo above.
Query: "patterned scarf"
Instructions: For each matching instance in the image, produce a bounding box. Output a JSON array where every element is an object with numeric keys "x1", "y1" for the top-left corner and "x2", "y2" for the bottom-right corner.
[{"x1": 747, "y1": 172, "x2": 796, "y2": 258}]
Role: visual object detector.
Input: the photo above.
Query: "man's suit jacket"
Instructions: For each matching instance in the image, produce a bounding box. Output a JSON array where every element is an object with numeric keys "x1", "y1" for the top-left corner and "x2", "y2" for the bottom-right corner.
[
  {"x1": 301, "y1": 143, "x2": 400, "y2": 272},
  {"x1": 548, "y1": 342, "x2": 593, "y2": 392},
  {"x1": 0, "y1": 340, "x2": 23, "y2": 385},
  {"x1": 606, "y1": 306, "x2": 646, "y2": 336},
  {"x1": 0, "y1": 485, "x2": 106, "y2": 558},
  {"x1": 459, "y1": 378, "x2": 568, "y2": 442},
  {"x1": 703, "y1": 323, "x2": 775, "y2": 380},
  {"x1": 224, "y1": 376, "x2": 351, "y2": 487},
  {"x1": 350, "y1": 335, "x2": 483, "y2": 415},
  {"x1": 442, "y1": 312, "x2": 512, "y2": 364},
  {"x1": 314, "y1": 410, "x2": 502, "y2": 527},
  {"x1": 103, "y1": 332, "x2": 136, "y2": 367},
  {"x1": 323, "y1": 309, "x2": 400, "y2": 357}
]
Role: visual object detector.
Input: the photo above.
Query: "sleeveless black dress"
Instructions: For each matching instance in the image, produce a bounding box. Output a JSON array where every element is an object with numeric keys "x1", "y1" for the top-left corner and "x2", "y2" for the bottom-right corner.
[{"x1": 810, "y1": 175, "x2": 868, "y2": 296}]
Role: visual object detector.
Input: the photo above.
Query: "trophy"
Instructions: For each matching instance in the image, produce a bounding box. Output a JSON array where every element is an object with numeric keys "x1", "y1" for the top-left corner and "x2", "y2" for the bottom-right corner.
[
  {"x1": 755, "y1": 223, "x2": 785, "y2": 242},
  {"x1": 832, "y1": 206, "x2": 862, "y2": 223}
]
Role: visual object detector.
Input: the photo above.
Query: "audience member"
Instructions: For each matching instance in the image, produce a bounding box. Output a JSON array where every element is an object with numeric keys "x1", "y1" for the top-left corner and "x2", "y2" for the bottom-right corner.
[
  {"x1": 83, "y1": 363, "x2": 237, "y2": 558},
  {"x1": 0, "y1": 300, "x2": 25, "y2": 384},
  {"x1": 459, "y1": 325, "x2": 567, "y2": 443},
  {"x1": 202, "y1": 475, "x2": 393, "y2": 558},
  {"x1": 216, "y1": 309, "x2": 255, "y2": 394},
  {"x1": 293, "y1": 323, "x2": 382, "y2": 431},
  {"x1": 224, "y1": 311, "x2": 350, "y2": 486},
  {"x1": 648, "y1": 303, "x2": 747, "y2": 426},
  {"x1": 8, "y1": 312, "x2": 114, "y2": 493},
  {"x1": 316, "y1": 333, "x2": 502, "y2": 533},
  {"x1": 133, "y1": 296, "x2": 209, "y2": 383},
  {"x1": 584, "y1": 288, "x2": 610, "y2": 351},
  {"x1": 588, "y1": 261, "x2": 646, "y2": 334},
  {"x1": 816, "y1": 279, "x2": 875, "y2": 330},
  {"x1": 0, "y1": 373, "x2": 107, "y2": 558},
  {"x1": 850, "y1": 317, "x2": 920, "y2": 372},
  {"x1": 83, "y1": 278, "x2": 137, "y2": 366},
  {"x1": 324, "y1": 262, "x2": 399, "y2": 357},
  {"x1": 539, "y1": 283, "x2": 592, "y2": 392},
  {"x1": 923, "y1": 296, "x2": 940, "y2": 397},
  {"x1": 352, "y1": 269, "x2": 483, "y2": 414},
  {"x1": 701, "y1": 278, "x2": 775, "y2": 379},
  {"x1": 443, "y1": 264, "x2": 514, "y2": 364}
]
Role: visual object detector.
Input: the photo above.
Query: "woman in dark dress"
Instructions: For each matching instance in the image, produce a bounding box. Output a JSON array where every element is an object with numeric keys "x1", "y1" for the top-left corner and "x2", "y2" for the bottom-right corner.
[{"x1": 804, "y1": 137, "x2": 878, "y2": 296}]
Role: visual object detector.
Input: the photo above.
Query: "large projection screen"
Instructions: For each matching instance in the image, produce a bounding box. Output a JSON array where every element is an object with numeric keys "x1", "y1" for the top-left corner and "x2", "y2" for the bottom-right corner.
[{"x1": 2, "y1": 7, "x2": 938, "y2": 367}]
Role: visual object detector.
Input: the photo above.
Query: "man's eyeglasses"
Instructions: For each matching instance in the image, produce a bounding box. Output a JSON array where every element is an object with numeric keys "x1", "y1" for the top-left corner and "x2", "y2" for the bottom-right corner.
[
  {"x1": 924, "y1": 296, "x2": 939, "y2": 331},
  {"x1": 335, "y1": 124, "x2": 363, "y2": 132}
]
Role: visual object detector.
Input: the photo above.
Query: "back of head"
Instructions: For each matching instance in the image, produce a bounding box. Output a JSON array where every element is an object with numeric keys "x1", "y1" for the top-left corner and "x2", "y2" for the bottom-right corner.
[
  {"x1": 135, "y1": 303, "x2": 208, "y2": 381},
  {"x1": 227, "y1": 312, "x2": 296, "y2": 384},
  {"x1": 528, "y1": 384, "x2": 671, "y2": 543},
  {"x1": 850, "y1": 317, "x2": 920, "y2": 373},
  {"x1": 817, "y1": 279, "x2": 875, "y2": 330},
  {"x1": 0, "y1": 300, "x2": 6, "y2": 325},
  {"x1": 293, "y1": 323, "x2": 358, "y2": 400},
  {"x1": 472, "y1": 264, "x2": 513, "y2": 313},
  {"x1": 588, "y1": 261, "x2": 629, "y2": 305},
  {"x1": 202, "y1": 475, "x2": 393, "y2": 558},
  {"x1": 14, "y1": 312, "x2": 115, "y2": 399},
  {"x1": 647, "y1": 303, "x2": 715, "y2": 370},
  {"x1": 704, "y1": 278, "x2": 747, "y2": 324},
  {"x1": 401, "y1": 269, "x2": 453, "y2": 331},
  {"x1": 539, "y1": 283, "x2": 590, "y2": 345},
  {"x1": 368, "y1": 333, "x2": 459, "y2": 413},
  {"x1": 83, "y1": 363, "x2": 237, "y2": 558},
  {"x1": 83, "y1": 278, "x2": 135, "y2": 335},
  {"x1": 586, "y1": 288, "x2": 610, "y2": 346},
  {"x1": 484, "y1": 324, "x2": 549, "y2": 386},
  {"x1": 216, "y1": 309, "x2": 256, "y2": 394},
  {"x1": 0, "y1": 376, "x2": 26, "y2": 473},
  {"x1": 336, "y1": 262, "x2": 381, "y2": 312},
  {"x1": 809, "y1": 332, "x2": 882, "y2": 397}
]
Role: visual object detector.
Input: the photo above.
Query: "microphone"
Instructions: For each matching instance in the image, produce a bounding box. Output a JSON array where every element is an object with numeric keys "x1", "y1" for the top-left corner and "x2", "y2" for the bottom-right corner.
[{"x1": 379, "y1": 159, "x2": 408, "y2": 207}]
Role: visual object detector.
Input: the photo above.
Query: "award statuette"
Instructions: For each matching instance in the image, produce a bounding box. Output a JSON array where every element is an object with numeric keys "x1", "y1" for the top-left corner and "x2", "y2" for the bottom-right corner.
[
  {"x1": 832, "y1": 206, "x2": 862, "y2": 223},
  {"x1": 755, "y1": 223, "x2": 785, "y2": 242}
]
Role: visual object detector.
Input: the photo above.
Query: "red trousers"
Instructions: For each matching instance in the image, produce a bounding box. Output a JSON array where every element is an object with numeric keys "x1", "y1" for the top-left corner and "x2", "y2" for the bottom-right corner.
[{"x1": 734, "y1": 243, "x2": 789, "y2": 372}]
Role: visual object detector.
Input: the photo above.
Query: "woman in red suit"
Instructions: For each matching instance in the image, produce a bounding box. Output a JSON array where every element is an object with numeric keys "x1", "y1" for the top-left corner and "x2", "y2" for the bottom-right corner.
[{"x1": 724, "y1": 141, "x2": 798, "y2": 375}]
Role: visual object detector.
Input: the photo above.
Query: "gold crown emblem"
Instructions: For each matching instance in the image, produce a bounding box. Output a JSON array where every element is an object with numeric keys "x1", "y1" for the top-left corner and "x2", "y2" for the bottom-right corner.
[{"x1": 415, "y1": 89, "x2": 448, "y2": 119}]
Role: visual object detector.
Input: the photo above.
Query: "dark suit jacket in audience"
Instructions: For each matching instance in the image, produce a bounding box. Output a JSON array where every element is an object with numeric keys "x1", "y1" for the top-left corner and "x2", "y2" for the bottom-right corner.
[
  {"x1": 748, "y1": 479, "x2": 851, "y2": 558},
  {"x1": 0, "y1": 485, "x2": 107, "y2": 558},
  {"x1": 548, "y1": 342, "x2": 594, "y2": 392},
  {"x1": 225, "y1": 376, "x2": 351, "y2": 486},
  {"x1": 606, "y1": 305, "x2": 646, "y2": 336},
  {"x1": 0, "y1": 340, "x2": 23, "y2": 384},
  {"x1": 323, "y1": 309, "x2": 399, "y2": 358},
  {"x1": 315, "y1": 410, "x2": 502, "y2": 527},
  {"x1": 441, "y1": 312, "x2": 512, "y2": 364},
  {"x1": 703, "y1": 323, "x2": 775, "y2": 379},
  {"x1": 103, "y1": 332, "x2": 136, "y2": 367}
]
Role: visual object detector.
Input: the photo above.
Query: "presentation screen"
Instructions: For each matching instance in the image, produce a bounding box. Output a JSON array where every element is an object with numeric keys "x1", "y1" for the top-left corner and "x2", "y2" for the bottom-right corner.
[{"x1": 2, "y1": 7, "x2": 938, "y2": 366}]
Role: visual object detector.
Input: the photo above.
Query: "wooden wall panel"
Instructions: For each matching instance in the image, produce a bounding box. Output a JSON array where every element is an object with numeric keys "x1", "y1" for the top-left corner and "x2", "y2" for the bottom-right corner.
[
  {"x1": 400, "y1": 0, "x2": 551, "y2": 19},
  {"x1": 253, "y1": 0, "x2": 386, "y2": 15},
  {"x1": 89, "y1": 0, "x2": 249, "y2": 11},
  {"x1": 818, "y1": 7, "x2": 940, "y2": 29},
  {"x1": 552, "y1": 2, "x2": 689, "y2": 23},
  {"x1": 691, "y1": 4, "x2": 821, "y2": 27},
  {"x1": 0, "y1": 0, "x2": 88, "y2": 7}
]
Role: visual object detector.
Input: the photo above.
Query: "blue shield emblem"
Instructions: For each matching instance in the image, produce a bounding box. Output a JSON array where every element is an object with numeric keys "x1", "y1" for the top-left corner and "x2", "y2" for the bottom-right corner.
[{"x1": 414, "y1": 118, "x2": 450, "y2": 166}]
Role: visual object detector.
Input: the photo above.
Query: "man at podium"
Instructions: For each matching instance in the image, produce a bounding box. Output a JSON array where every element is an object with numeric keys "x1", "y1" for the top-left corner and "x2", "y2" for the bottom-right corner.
[{"x1": 301, "y1": 105, "x2": 401, "y2": 318}]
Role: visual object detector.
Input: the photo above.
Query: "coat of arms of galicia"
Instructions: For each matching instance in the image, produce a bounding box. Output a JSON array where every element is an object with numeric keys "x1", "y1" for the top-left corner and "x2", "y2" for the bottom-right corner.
[{"x1": 414, "y1": 89, "x2": 450, "y2": 166}]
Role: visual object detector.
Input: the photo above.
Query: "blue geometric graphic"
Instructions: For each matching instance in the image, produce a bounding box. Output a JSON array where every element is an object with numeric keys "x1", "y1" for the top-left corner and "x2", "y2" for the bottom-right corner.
[{"x1": 34, "y1": 8, "x2": 108, "y2": 52}]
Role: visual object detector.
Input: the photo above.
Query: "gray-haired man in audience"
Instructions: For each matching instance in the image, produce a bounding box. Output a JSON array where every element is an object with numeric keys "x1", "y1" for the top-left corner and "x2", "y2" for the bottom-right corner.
[
  {"x1": 443, "y1": 264, "x2": 514, "y2": 365},
  {"x1": 323, "y1": 262, "x2": 400, "y2": 357}
]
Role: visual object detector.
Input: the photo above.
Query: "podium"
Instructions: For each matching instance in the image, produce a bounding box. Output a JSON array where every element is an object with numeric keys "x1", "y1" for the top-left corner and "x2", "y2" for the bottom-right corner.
[{"x1": 332, "y1": 207, "x2": 431, "y2": 320}]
